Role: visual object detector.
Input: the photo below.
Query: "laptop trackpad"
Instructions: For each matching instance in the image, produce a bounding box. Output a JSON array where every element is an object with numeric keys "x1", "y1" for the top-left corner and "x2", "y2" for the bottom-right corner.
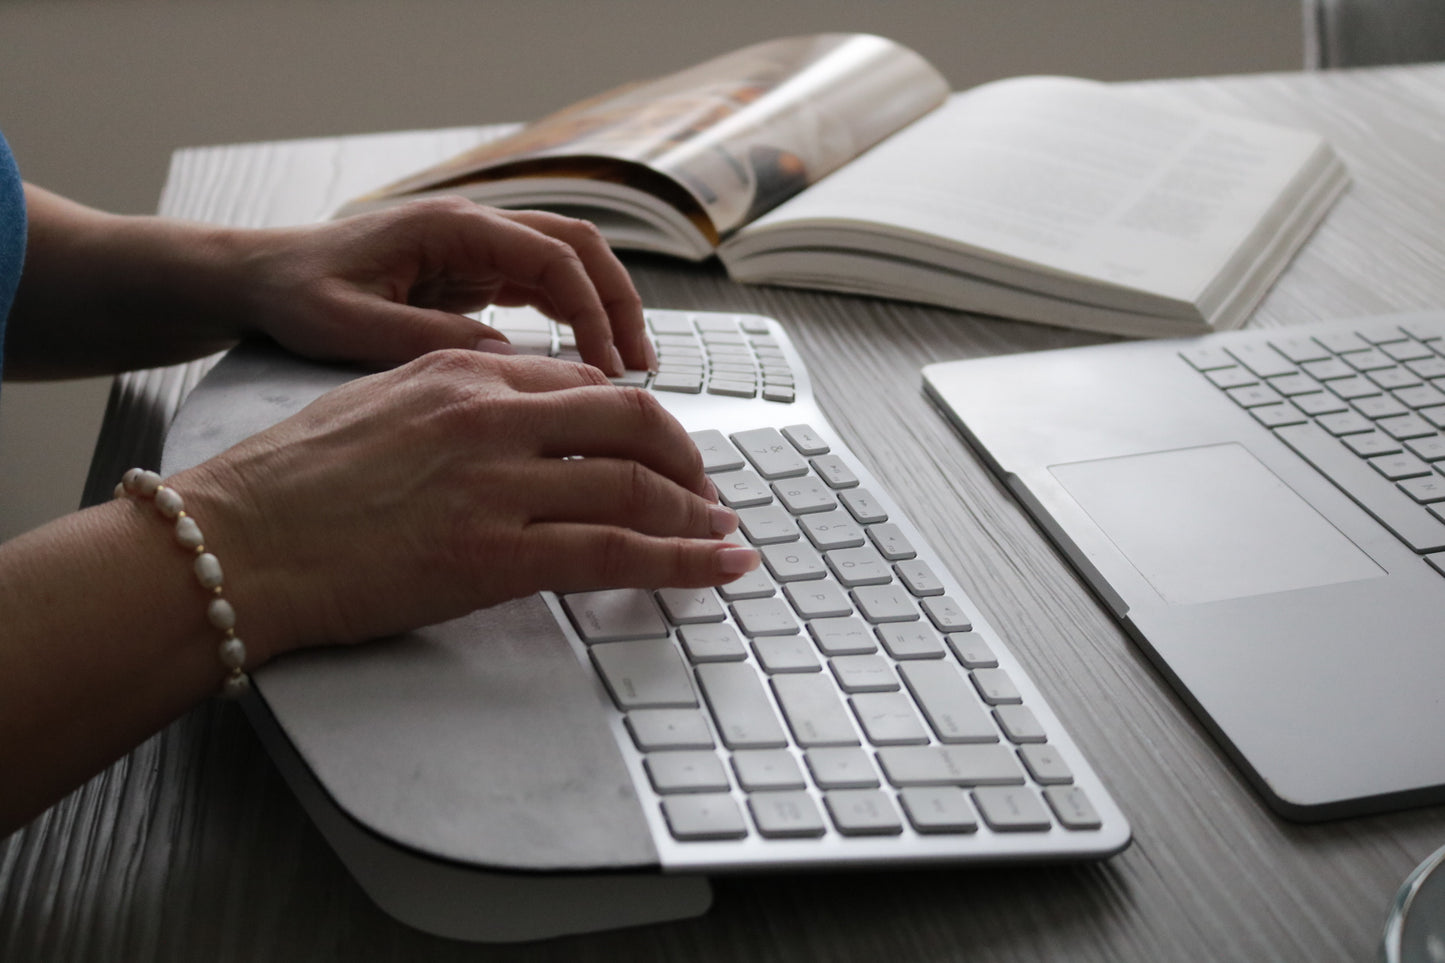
[{"x1": 1050, "y1": 443, "x2": 1384, "y2": 605}]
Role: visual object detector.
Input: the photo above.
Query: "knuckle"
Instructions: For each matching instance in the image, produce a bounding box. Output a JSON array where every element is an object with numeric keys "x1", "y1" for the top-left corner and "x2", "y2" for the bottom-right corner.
[{"x1": 592, "y1": 527, "x2": 637, "y2": 586}]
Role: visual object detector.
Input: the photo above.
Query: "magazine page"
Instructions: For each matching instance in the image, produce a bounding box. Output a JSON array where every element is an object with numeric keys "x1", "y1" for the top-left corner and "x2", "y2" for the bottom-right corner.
[
  {"x1": 363, "y1": 34, "x2": 948, "y2": 237},
  {"x1": 725, "y1": 76, "x2": 1336, "y2": 305}
]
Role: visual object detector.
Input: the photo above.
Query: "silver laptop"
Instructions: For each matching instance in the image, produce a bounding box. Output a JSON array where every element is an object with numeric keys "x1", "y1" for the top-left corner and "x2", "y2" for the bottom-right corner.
[{"x1": 923, "y1": 311, "x2": 1445, "y2": 821}]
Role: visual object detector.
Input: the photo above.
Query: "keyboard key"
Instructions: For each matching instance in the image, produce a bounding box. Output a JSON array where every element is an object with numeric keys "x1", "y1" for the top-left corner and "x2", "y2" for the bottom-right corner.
[
  {"x1": 653, "y1": 373, "x2": 704, "y2": 394},
  {"x1": 1399, "y1": 475, "x2": 1445, "y2": 504},
  {"x1": 749, "y1": 791, "x2": 827, "y2": 838},
  {"x1": 1252, "y1": 403, "x2": 1308, "y2": 428},
  {"x1": 716, "y1": 567, "x2": 776, "y2": 601},
  {"x1": 761, "y1": 543, "x2": 828, "y2": 581},
  {"x1": 782, "y1": 424, "x2": 829, "y2": 455},
  {"x1": 713, "y1": 470, "x2": 773, "y2": 507},
  {"x1": 677, "y1": 622, "x2": 748, "y2": 663},
  {"x1": 876, "y1": 745, "x2": 1024, "y2": 786},
  {"x1": 896, "y1": 559, "x2": 947, "y2": 596},
  {"x1": 994, "y1": 705, "x2": 1048, "y2": 743},
  {"x1": 900, "y1": 787, "x2": 979, "y2": 833},
  {"x1": 733, "y1": 428, "x2": 809, "y2": 478},
  {"x1": 772, "y1": 476, "x2": 836, "y2": 514},
  {"x1": 737, "y1": 505, "x2": 801, "y2": 544},
  {"x1": 732, "y1": 749, "x2": 806, "y2": 791},
  {"x1": 808, "y1": 616, "x2": 878, "y2": 655},
  {"x1": 562, "y1": 589, "x2": 669, "y2": 643},
  {"x1": 828, "y1": 654, "x2": 899, "y2": 693},
  {"x1": 591, "y1": 640, "x2": 697, "y2": 709},
  {"x1": 784, "y1": 580, "x2": 854, "y2": 620},
  {"x1": 627, "y1": 709, "x2": 715, "y2": 750},
  {"x1": 656, "y1": 587, "x2": 726, "y2": 624},
  {"x1": 806, "y1": 747, "x2": 880, "y2": 789},
  {"x1": 899, "y1": 662, "x2": 999, "y2": 743},
  {"x1": 752, "y1": 636, "x2": 822, "y2": 673},
  {"x1": 1227, "y1": 343, "x2": 1297, "y2": 378},
  {"x1": 646, "y1": 751, "x2": 731, "y2": 793},
  {"x1": 1018, "y1": 744, "x2": 1074, "y2": 785},
  {"x1": 773, "y1": 673, "x2": 861, "y2": 747},
  {"x1": 1379, "y1": 414, "x2": 1438, "y2": 440},
  {"x1": 972, "y1": 667, "x2": 1023, "y2": 705},
  {"x1": 1342, "y1": 431, "x2": 1402, "y2": 458},
  {"x1": 826, "y1": 546, "x2": 893, "y2": 586},
  {"x1": 662, "y1": 794, "x2": 748, "y2": 840},
  {"x1": 876, "y1": 622, "x2": 947, "y2": 660},
  {"x1": 839, "y1": 489, "x2": 889, "y2": 523},
  {"x1": 801, "y1": 511, "x2": 866, "y2": 550},
  {"x1": 921, "y1": 596, "x2": 973, "y2": 632},
  {"x1": 1044, "y1": 785, "x2": 1103, "y2": 830},
  {"x1": 696, "y1": 663, "x2": 789, "y2": 749},
  {"x1": 852, "y1": 584, "x2": 920, "y2": 623},
  {"x1": 1369, "y1": 452, "x2": 1434, "y2": 481},
  {"x1": 811, "y1": 454, "x2": 859, "y2": 489},
  {"x1": 947, "y1": 632, "x2": 999, "y2": 668},
  {"x1": 973, "y1": 787, "x2": 1053, "y2": 832},
  {"x1": 868, "y1": 523, "x2": 917, "y2": 560},
  {"x1": 731, "y1": 597, "x2": 800, "y2": 637},
  {"x1": 824, "y1": 790, "x2": 903, "y2": 836},
  {"x1": 850, "y1": 691, "x2": 931, "y2": 745}
]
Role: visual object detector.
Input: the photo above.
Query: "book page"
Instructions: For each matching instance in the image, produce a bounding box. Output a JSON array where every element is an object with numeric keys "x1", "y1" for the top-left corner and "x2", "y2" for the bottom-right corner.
[
  {"x1": 365, "y1": 34, "x2": 948, "y2": 238},
  {"x1": 737, "y1": 76, "x2": 1329, "y2": 302}
]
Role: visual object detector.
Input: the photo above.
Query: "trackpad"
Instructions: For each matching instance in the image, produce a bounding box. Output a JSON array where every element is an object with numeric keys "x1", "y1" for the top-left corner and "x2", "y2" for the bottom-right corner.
[{"x1": 1050, "y1": 444, "x2": 1384, "y2": 605}]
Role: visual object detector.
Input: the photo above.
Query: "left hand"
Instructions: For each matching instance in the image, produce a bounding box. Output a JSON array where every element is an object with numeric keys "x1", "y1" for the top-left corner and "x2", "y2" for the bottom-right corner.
[{"x1": 234, "y1": 197, "x2": 656, "y2": 376}]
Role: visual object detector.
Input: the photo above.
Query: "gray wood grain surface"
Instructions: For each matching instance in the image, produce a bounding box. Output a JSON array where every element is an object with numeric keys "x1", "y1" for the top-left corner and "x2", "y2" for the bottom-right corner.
[{"x1": 6, "y1": 64, "x2": 1445, "y2": 962}]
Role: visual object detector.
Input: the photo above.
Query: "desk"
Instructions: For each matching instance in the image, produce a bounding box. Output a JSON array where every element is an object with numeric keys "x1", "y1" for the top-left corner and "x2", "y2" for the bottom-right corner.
[{"x1": 5, "y1": 64, "x2": 1445, "y2": 962}]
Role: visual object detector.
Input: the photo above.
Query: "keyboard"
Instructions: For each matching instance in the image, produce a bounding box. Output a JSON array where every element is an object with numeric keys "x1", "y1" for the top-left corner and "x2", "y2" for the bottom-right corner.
[
  {"x1": 480, "y1": 305, "x2": 1131, "y2": 871},
  {"x1": 1181, "y1": 314, "x2": 1445, "y2": 567}
]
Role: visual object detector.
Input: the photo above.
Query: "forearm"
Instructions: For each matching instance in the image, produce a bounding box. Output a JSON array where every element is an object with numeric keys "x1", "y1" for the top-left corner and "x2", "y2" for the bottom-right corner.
[
  {"x1": 4, "y1": 185, "x2": 257, "y2": 378},
  {"x1": 0, "y1": 486, "x2": 279, "y2": 835}
]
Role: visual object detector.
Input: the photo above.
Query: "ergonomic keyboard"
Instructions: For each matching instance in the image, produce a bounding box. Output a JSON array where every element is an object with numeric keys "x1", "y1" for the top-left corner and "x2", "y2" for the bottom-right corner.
[
  {"x1": 480, "y1": 305, "x2": 1131, "y2": 870},
  {"x1": 1180, "y1": 315, "x2": 1445, "y2": 563}
]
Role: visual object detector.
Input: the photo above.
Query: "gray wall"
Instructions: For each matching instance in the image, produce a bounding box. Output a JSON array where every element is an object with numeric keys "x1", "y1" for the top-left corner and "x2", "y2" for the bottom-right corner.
[{"x1": 0, "y1": 0, "x2": 1303, "y2": 539}]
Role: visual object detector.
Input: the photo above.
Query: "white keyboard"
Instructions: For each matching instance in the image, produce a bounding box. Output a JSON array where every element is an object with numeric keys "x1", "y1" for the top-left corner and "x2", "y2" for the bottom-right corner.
[{"x1": 480, "y1": 305, "x2": 1132, "y2": 872}]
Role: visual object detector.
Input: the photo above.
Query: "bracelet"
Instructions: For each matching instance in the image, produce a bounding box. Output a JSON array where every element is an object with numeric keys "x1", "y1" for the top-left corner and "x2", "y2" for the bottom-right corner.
[{"x1": 116, "y1": 468, "x2": 251, "y2": 700}]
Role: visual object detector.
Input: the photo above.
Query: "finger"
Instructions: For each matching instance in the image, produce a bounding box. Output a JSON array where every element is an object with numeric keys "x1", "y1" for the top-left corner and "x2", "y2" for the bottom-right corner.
[
  {"x1": 440, "y1": 208, "x2": 629, "y2": 376},
  {"x1": 515, "y1": 525, "x2": 760, "y2": 593},
  {"x1": 526, "y1": 385, "x2": 712, "y2": 498},
  {"x1": 517, "y1": 458, "x2": 739, "y2": 539},
  {"x1": 326, "y1": 291, "x2": 519, "y2": 366},
  {"x1": 496, "y1": 209, "x2": 653, "y2": 372}
]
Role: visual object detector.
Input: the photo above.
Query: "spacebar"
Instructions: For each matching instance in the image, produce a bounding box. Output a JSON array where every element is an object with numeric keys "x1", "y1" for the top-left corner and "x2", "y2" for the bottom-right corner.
[{"x1": 1274, "y1": 422, "x2": 1445, "y2": 553}]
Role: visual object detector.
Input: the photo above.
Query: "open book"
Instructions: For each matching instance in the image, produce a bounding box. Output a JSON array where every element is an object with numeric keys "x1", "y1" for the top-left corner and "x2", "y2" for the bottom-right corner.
[{"x1": 337, "y1": 34, "x2": 1349, "y2": 337}]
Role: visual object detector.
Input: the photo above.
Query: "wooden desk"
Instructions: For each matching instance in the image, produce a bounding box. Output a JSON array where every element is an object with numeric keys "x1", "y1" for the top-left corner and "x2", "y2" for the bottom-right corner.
[{"x1": 6, "y1": 64, "x2": 1445, "y2": 962}]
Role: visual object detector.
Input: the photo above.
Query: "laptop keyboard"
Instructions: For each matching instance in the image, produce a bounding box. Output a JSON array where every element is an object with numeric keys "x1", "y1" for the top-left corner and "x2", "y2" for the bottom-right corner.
[
  {"x1": 480, "y1": 306, "x2": 1129, "y2": 870},
  {"x1": 1182, "y1": 315, "x2": 1445, "y2": 572}
]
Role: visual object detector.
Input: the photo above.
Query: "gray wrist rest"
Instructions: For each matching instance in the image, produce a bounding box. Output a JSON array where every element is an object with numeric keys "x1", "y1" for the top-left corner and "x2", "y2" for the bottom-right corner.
[{"x1": 159, "y1": 341, "x2": 659, "y2": 874}]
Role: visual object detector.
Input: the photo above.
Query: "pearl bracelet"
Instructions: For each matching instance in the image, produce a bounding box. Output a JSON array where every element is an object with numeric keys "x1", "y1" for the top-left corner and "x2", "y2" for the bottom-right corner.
[{"x1": 116, "y1": 468, "x2": 251, "y2": 700}]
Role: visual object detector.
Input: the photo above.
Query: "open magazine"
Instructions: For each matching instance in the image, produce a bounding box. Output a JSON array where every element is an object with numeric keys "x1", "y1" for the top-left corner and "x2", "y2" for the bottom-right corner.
[{"x1": 337, "y1": 34, "x2": 1348, "y2": 337}]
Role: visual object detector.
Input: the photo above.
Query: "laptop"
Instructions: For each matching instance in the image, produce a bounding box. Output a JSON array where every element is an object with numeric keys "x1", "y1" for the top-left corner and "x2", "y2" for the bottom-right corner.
[{"x1": 922, "y1": 311, "x2": 1445, "y2": 821}]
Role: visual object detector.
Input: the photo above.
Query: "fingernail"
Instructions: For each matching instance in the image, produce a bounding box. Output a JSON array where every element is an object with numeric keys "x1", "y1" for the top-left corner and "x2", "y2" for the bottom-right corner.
[
  {"x1": 717, "y1": 546, "x2": 760, "y2": 576},
  {"x1": 644, "y1": 339, "x2": 659, "y2": 372},
  {"x1": 609, "y1": 345, "x2": 626, "y2": 376},
  {"x1": 474, "y1": 337, "x2": 517, "y2": 355},
  {"x1": 702, "y1": 477, "x2": 719, "y2": 502},
  {"x1": 708, "y1": 503, "x2": 739, "y2": 536}
]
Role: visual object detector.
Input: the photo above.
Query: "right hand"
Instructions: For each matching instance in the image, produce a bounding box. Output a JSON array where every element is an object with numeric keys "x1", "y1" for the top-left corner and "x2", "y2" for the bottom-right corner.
[{"x1": 171, "y1": 351, "x2": 758, "y2": 664}]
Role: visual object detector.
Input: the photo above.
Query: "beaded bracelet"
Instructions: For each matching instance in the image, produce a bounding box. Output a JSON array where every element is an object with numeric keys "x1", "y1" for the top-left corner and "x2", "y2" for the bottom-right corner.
[{"x1": 116, "y1": 468, "x2": 251, "y2": 699}]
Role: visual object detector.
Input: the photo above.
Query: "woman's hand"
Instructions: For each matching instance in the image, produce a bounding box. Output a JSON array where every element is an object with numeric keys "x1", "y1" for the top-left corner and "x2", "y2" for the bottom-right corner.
[
  {"x1": 7, "y1": 188, "x2": 655, "y2": 378},
  {"x1": 172, "y1": 350, "x2": 757, "y2": 663},
  {"x1": 238, "y1": 198, "x2": 657, "y2": 375}
]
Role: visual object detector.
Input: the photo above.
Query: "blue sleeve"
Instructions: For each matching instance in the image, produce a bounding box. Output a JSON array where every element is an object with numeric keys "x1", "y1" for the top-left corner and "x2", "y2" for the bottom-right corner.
[{"x1": 0, "y1": 129, "x2": 28, "y2": 386}]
